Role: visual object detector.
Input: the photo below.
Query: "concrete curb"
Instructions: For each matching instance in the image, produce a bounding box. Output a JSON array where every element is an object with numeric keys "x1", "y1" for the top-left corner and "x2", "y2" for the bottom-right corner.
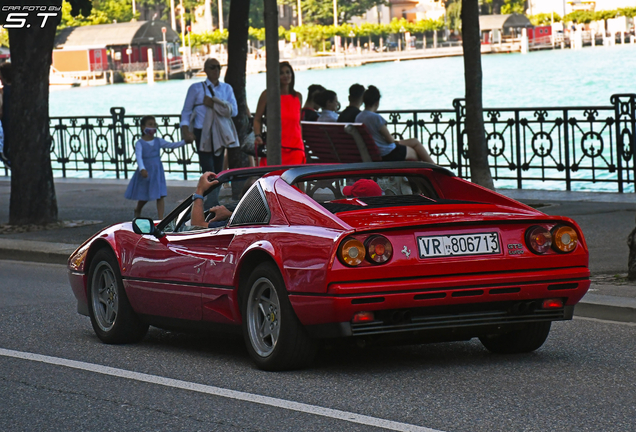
[
  {"x1": 575, "y1": 294, "x2": 636, "y2": 323},
  {"x1": 0, "y1": 239, "x2": 77, "y2": 265}
]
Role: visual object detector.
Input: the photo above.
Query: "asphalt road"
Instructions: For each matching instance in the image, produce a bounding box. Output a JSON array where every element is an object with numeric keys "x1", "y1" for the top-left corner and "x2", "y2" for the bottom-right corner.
[{"x1": 1, "y1": 260, "x2": 635, "y2": 432}]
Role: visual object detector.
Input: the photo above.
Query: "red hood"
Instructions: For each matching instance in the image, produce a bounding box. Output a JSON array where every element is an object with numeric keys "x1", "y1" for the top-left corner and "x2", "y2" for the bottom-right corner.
[{"x1": 334, "y1": 203, "x2": 544, "y2": 231}]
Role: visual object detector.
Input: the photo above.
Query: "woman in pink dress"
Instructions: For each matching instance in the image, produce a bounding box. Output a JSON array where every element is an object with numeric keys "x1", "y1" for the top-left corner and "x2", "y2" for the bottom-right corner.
[{"x1": 253, "y1": 62, "x2": 305, "y2": 166}]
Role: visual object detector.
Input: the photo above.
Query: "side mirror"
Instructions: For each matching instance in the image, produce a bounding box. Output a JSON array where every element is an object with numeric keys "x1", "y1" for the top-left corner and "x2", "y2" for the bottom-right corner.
[{"x1": 133, "y1": 217, "x2": 165, "y2": 238}]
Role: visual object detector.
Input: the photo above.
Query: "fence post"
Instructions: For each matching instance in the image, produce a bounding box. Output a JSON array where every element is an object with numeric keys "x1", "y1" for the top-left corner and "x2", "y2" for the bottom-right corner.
[
  {"x1": 84, "y1": 118, "x2": 93, "y2": 179},
  {"x1": 610, "y1": 94, "x2": 636, "y2": 193},
  {"x1": 513, "y1": 110, "x2": 522, "y2": 189},
  {"x1": 563, "y1": 108, "x2": 571, "y2": 192},
  {"x1": 453, "y1": 98, "x2": 465, "y2": 179},
  {"x1": 413, "y1": 112, "x2": 418, "y2": 140},
  {"x1": 612, "y1": 95, "x2": 625, "y2": 193},
  {"x1": 110, "y1": 107, "x2": 126, "y2": 179},
  {"x1": 56, "y1": 119, "x2": 67, "y2": 178}
]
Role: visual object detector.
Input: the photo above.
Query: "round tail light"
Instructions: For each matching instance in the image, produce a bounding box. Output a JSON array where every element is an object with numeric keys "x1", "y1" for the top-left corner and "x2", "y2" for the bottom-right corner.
[
  {"x1": 339, "y1": 238, "x2": 366, "y2": 266},
  {"x1": 365, "y1": 235, "x2": 393, "y2": 264},
  {"x1": 526, "y1": 225, "x2": 552, "y2": 254},
  {"x1": 552, "y1": 225, "x2": 578, "y2": 253}
]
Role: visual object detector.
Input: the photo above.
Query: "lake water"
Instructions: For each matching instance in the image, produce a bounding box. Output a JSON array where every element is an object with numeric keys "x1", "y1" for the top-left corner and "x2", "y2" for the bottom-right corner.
[
  {"x1": 50, "y1": 44, "x2": 636, "y2": 116},
  {"x1": 46, "y1": 44, "x2": 636, "y2": 191}
]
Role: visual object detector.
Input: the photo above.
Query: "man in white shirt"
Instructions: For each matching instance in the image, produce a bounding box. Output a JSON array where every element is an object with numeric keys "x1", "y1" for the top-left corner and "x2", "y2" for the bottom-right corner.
[{"x1": 180, "y1": 58, "x2": 238, "y2": 175}]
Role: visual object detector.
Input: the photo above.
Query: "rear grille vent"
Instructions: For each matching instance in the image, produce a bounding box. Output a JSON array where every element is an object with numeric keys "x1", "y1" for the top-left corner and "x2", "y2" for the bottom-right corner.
[
  {"x1": 490, "y1": 287, "x2": 521, "y2": 295},
  {"x1": 452, "y1": 290, "x2": 484, "y2": 297},
  {"x1": 351, "y1": 297, "x2": 385, "y2": 305},
  {"x1": 414, "y1": 292, "x2": 447, "y2": 300},
  {"x1": 229, "y1": 184, "x2": 270, "y2": 226},
  {"x1": 547, "y1": 283, "x2": 578, "y2": 291}
]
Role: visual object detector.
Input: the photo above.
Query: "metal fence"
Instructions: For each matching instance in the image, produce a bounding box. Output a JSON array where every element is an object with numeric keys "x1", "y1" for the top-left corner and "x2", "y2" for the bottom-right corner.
[{"x1": 2, "y1": 94, "x2": 635, "y2": 192}]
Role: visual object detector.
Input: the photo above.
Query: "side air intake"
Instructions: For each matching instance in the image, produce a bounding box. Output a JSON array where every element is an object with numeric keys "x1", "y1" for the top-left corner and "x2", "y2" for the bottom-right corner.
[{"x1": 229, "y1": 184, "x2": 270, "y2": 226}]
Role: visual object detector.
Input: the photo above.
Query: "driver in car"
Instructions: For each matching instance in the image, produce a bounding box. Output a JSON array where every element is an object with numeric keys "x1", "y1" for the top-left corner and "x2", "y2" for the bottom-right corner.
[{"x1": 191, "y1": 172, "x2": 235, "y2": 228}]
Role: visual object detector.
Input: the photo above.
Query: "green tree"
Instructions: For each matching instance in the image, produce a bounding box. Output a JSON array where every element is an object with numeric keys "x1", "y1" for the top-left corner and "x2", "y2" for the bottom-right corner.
[
  {"x1": 0, "y1": 0, "x2": 94, "y2": 225},
  {"x1": 0, "y1": 28, "x2": 8, "y2": 47},
  {"x1": 564, "y1": 10, "x2": 595, "y2": 24},
  {"x1": 461, "y1": 0, "x2": 494, "y2": 190},
  {"x1": 618, "y1": 7, "x2": 636, "y2": 18},
  {"x1": 500, "y1": 0, "x2": 526, "y2": 15},
  {"x1": 59, "y1": 0, "x2": 135, "y2": 28},
  {"x1": 447, "y1": 0, "x2": 462, "y2": 31},
  {"x1": 529, "y1": 12, "x2": 561, "y2": 25},
  {"x1": 278, "y1": 0, "x2": 388, "y2": 26}
]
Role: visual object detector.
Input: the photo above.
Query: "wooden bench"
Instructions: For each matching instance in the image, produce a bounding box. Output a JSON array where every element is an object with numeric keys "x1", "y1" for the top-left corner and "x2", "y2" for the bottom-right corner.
[{"x1": 301, "y1": 121, "x2": 383, "y2": 163}]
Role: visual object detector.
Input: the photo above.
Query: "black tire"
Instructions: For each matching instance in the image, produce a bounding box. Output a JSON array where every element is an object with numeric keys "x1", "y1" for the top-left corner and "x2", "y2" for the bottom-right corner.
[
  {"x1": 87, "y1": 249, "x2": 148, "y2": 344},
  {"x1": 479, "y1": 322, "x2": 551, "y2": 354},
  {"x1": 241, "y1": 262, "x2": 317, "y2": 371}
]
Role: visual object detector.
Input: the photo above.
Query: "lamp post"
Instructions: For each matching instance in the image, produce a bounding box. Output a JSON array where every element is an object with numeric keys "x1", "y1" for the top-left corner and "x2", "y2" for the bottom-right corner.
[
  {"x1": 297, "y1": 0, "x2": 302, "y2": 26},
  {"x1": 333, "y1": 0, "x2": 337, "y2": 27},
  {"x1": 218, "y1": 0, "x2": 224, "y2": 31},
  {"x1": 170, "y1": 0, "x2": 176, "y2": 31},
  {"x1": 179, "y1": 0, "x2": 187, "y2": 70},
  {"x1": 161, "y1": 26, "x2": 168, "y2": 80}
]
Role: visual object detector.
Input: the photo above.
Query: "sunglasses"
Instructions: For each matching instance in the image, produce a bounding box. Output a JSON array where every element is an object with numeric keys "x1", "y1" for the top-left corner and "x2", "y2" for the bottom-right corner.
[{"x1": 206, "y1": 65, "x2": 221, "y2": 70}]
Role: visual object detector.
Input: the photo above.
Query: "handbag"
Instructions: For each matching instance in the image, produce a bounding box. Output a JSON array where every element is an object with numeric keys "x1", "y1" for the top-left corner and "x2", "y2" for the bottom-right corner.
[{"x1": 241, "y1": 131, "x2": 267, "y2": 157}]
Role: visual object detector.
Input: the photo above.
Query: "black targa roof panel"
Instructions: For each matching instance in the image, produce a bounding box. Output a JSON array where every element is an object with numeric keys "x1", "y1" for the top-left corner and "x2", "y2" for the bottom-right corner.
[{"x1": 279, "y1": 162, "x2": 455, "y2": 185}]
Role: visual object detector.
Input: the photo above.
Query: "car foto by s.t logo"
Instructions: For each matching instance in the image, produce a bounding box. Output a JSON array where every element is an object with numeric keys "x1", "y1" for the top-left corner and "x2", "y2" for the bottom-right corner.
[{"x1": 2, "y1": 5, "x2": 61, "y2": 29}]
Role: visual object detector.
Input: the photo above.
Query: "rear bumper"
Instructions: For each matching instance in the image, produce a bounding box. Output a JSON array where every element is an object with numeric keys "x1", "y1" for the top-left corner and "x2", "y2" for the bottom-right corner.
[
  {"x1": 290, "y1": 268, "x2": 589, "y2": 338},
  {"x1": 304, "y1": 304, "x2": 574, "y2": 339}
]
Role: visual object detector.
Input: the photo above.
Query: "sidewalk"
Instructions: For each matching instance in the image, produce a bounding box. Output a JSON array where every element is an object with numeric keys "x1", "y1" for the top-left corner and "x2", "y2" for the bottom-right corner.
[{"x1": 1, "y1": 177, "x2": 635, "y2": 323}]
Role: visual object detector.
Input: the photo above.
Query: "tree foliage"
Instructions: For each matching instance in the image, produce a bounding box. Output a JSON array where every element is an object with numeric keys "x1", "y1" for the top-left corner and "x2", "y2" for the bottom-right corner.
[
  {"x1": 529, "y1": 12, "x2": 561, "y2": 26},
  {"x1": 500, "y1": 0, "x2": 526, "y2": 15},
  {"x1": 0, "y1": 28, "x2": 8, "y2": 48},
  {"x1": 189, "y1": 19, "x2": 444, "y2": 48},
  {"x1": 59, "y1": 0, "x2": 134, "y2": 28},
  {"x1": 528, "y1": 7, "x2": 636, "y2": 25},
  {"x1": 278, "y1": 0, "x2": 388, "y2": 26}
]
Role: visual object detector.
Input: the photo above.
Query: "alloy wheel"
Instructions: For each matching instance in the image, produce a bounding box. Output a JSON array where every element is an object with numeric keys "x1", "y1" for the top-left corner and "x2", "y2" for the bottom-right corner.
[
  {"x1": 246, "y1": 277, "x2": 281, "y2": 357},
  {"x1": 91, "y1": 262, "x2": 119, "y2": 332}
]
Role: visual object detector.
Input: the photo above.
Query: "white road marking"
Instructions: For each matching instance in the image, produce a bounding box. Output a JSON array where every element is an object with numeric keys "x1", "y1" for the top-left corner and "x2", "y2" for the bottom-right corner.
[
  {"x1": 0, "y1": 347, "x2": 443, "y2": 432},
  {"x1": 574, "y1": 316, "x2": 636, "y2": 326}
]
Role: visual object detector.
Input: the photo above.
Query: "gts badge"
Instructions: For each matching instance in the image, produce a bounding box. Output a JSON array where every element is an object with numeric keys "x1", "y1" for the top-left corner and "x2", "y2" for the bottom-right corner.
[{"x1": 507, "y1": 243, "x2": 524, "y2": 255}]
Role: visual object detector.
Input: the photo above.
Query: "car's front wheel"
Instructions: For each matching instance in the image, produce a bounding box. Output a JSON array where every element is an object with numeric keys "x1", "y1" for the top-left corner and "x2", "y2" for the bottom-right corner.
[
  {"x1": 87, "y1": 249, "x2": 148, "y2": 344},
  {"x1": 242, "y1": 262, "x2": 317, "y2": 371},
  {"x1": 479, "y1": 322, "x2": 551, "y2": 354}
]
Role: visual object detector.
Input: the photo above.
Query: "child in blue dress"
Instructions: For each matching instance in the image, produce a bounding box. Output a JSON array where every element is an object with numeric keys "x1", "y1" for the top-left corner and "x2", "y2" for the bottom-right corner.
[{"x1": 125, "y1": 115, "x2": 191, "y2": 219}]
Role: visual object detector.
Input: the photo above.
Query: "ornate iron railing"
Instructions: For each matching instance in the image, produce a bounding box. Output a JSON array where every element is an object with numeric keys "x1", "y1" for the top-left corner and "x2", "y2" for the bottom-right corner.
[{"x1": 1, "y1": 94, "x2": 635, "y2": 191}]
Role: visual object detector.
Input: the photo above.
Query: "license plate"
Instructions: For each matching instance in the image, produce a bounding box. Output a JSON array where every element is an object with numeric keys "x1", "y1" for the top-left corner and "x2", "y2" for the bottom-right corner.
[{"x1": 418, "y1": 232, "x2": 501, "y2": 258}]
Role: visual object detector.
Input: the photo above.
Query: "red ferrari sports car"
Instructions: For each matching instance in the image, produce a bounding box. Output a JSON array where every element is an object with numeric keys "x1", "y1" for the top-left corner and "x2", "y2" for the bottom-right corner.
[{"x1": 68, "y1": 162, "x2": 590, "y2": 370}]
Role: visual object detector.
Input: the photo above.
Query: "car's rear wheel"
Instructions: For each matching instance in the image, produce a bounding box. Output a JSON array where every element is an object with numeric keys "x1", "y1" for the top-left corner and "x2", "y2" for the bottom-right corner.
[
  {"x1": 87, "y1": 249, "x2": 148, "y2": 344},
  {"x1": 242, "y1": 262, "x2": 317, "y2": 371},
  {"x1": 479, "y1": 322, "x2": 551, "y2": 354}
]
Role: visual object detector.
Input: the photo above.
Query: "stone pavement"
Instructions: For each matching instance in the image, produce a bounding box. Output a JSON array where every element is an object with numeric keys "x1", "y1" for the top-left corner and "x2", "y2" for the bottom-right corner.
[{"x1": 0, "y1": 177, "x2": 635, "y2": 323}]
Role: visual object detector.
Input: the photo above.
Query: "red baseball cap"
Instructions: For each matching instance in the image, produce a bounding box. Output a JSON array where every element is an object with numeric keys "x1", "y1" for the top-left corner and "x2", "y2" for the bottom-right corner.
[{"x1": 342, "y1": 179, "x2": 383, "y2": 197}]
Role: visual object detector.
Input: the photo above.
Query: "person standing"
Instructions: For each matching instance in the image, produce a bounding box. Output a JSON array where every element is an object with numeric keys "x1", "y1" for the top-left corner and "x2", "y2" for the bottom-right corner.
[
  {"x1": 180, "y1": 58, "x2": 238, "y2": 174},
  {"x1": 0, "y1": 62, "x2": 12, "y2": 166},
  {"x1": 338, "y1": 84, "x2": 365, "y2": 123},
  {"x1": 253, "y1": 61, "x2": 305, "y2": 165},
  {"x1": 126, "y1": 116, "x2": 192, "y2": 219}
]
